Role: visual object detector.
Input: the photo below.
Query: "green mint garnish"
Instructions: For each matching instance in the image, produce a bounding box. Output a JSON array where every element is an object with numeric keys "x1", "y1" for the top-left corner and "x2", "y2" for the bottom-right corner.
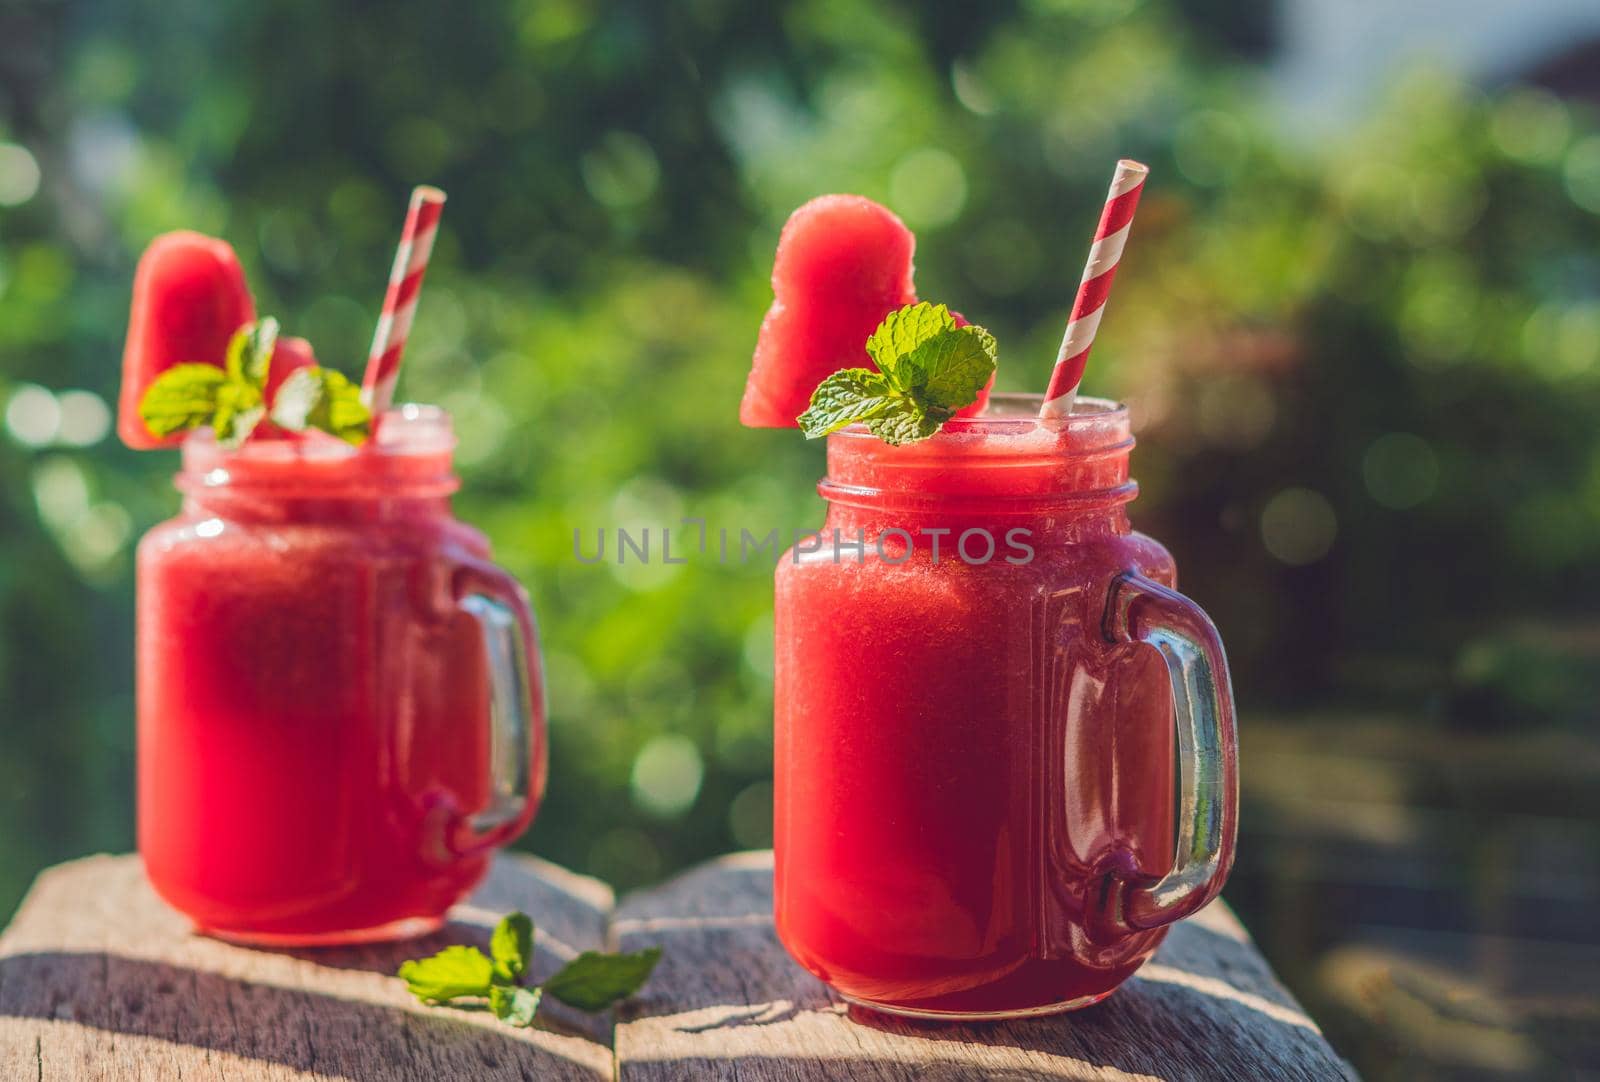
[
  {"x1": 139, "y1": 317, "x2": 276, "y2": 449},
  {"x1": 797, "y1": 301, "x2": 997, "y2": 446},
  {"x1": 489, "y1": 911, "x2": 533, "y2": 983},
  {"x1": 228, "y1": 315, "x2": 278, "y2": 386},
  {"x1": 138, "y1": 316, "x2": 370, "y2": 448},
  {"x1": 490, "y1": 984, "x2": 542, "y2": 1026},
  {"x1": 398, "y1": 944, "x2": 496, "y2": 1002},
  {"x1": 397, "y1": 911, "x2": 661, "y2": 1029},
  {"x1": 269, "y1": 366, "x2": 371, "y2": 445},
  {"x1": 137, "y1": 364, "x2": 230, "y2": 438},
  {"x1": 540, "y1": 947, "x2": 667, "y2": 1012}
]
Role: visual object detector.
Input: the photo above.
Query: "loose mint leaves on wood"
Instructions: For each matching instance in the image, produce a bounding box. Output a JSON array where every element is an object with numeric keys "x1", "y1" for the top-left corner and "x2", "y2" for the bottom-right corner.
[
  {"x1": 138, "y1": 317, "x2": 371, "y2": 448},
  {"x1": 797, "y1": 301, "x2": 997, "y2": 446},
  {"x1": 398, "y1": 911, "x2": 661, "y2": 1028}
]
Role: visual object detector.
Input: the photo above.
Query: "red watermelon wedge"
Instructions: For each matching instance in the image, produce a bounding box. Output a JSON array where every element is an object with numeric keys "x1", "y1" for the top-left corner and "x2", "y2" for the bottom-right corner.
[
  {"x1": 118, "y1": 232, "x2": 256, "y2": 448},
  {"x1": 253, "y1": 336, "x2": 320, "y2": 441},
  {"x1": 741, "y1": 194, "x2": 991, "y2": 428},
  {"x1": 264, "y1": 336, "x2": 317, "y2": 404}
]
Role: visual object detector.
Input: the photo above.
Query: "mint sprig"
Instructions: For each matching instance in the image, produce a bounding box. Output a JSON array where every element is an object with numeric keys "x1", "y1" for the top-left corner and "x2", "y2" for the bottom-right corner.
[
  {"x1": 398, "y1": 911, "x2": 661, "y2": 1028},
  {"x1": 797, "y1": 302, "x2": 996, "y2": 446},
  {"x1": 269, "y1": 366, "x2": 371, "y2": 445},
  {"x1": 137, "y1": 317, "x2": 370, "y2": 448},
  {"x1": 137, "y1": 364, "x2": 229, "y2": 437}
]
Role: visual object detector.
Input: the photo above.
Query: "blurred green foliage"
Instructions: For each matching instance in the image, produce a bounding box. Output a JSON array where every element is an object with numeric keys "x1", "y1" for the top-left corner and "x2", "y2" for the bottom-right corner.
[{"x1": 2, "y1": 3, "x2": 1599, "y2": 1071}]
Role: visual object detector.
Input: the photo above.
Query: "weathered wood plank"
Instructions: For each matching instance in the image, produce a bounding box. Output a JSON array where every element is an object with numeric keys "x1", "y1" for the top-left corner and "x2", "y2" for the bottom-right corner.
[
  {"x1": 2, "y1": 852, "x2": 1353, "y2": 1081},
  {"x1": 612, "y1": 851, "x2": 1358, "y2": 1081},
  {"x1": 0, "y1": 854, "x2": 614, "y2": 1081}
]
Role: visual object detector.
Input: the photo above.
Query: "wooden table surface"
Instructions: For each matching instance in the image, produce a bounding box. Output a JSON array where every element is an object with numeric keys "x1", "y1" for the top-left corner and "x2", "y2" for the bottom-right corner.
[{"x1": 0, "y1": 853, "x2": 1356, "y2": 1080}]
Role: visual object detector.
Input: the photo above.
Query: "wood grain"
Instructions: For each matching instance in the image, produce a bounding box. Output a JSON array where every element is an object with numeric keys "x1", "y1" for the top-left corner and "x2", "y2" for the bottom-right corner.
[
  {"x1": 1, "y1": 853, "x2": 1355, "y2": 1080},
  {"x1": 0, "y1": 854, "x2": 614, "y2": 1081},
  {"x1": 612, "y1": 851, "x2": 1358, "y2": 1081}
]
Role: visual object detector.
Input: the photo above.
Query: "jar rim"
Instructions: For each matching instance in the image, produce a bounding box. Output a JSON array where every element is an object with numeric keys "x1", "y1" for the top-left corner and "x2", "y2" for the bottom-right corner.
[
  {"x1": 819, "y1": 395, "x2": 1135, "y2": 510},
  {"x1": 828, "y1": 394, "x2": 1127, "y2": 443},
  {"x1": 180, "y1": 404, "x2": 455, "y2": 466},
  {"x1": 176, "y1": 404, "x2": 458, "y2": 498},
  {"x1": 824, "y1": 394, "x2": 1133, "y2": 463}
]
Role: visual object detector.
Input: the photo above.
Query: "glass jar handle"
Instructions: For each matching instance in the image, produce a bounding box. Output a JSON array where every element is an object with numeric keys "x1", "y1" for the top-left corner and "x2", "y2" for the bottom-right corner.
[
  {"x1": 1100, "y1": 571, "x2": 1239, "y2": 932},
  {"x1": 449, "y1": 559, "x2": 548, "y2": 857}
]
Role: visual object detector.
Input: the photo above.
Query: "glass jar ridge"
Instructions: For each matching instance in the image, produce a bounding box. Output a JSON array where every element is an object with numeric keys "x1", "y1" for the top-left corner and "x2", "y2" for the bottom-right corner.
[{"x1": 820, "y1": 395, "x2": 1137, "y2": 516}]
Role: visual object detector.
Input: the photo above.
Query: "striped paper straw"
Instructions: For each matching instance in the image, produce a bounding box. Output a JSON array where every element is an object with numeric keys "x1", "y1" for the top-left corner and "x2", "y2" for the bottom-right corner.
[
  {"x1": 361, "y1": 185, "x2": 447, "y2": 413},
  {"x1": 1040, "y1": 160, "x2": 1148, "y2": 419}
]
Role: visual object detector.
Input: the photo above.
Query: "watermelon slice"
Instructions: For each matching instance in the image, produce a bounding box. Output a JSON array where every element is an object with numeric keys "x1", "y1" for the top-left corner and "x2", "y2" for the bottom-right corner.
[
  {"x1": 740, "y1": 194, "x2": 991, "y2": 428},
  {"x1": 264, "y1": 336, "x2": 317, "y2": 404},
  {"x1": 253, "y1": 336, "x2": 320, "y2": 441},
  {"x1": 118, "y1": 232, "x2": 256, "y2": 448}
]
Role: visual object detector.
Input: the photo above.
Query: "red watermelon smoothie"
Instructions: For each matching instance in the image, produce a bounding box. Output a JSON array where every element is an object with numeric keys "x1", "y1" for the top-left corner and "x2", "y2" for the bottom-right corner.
[
  {"x1": 138, "y1": 408, "x2": 546, "y2": 943},
  {"x1": 774, "y1": 394, "x2": 1237, "y2": 1017}
]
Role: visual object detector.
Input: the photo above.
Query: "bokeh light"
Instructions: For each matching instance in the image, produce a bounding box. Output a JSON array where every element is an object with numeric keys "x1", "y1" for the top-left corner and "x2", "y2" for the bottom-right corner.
[
  {"x1": 1362, "y1": 433, "x2": 1439, "y2": 510},
  {"x1": 889, "y1": 147, "x2": 968, "y2": 229},
  {"x1": 588, "y1": 827, "x2": 662, "y2": 890},
  {"x1": 55, "y1": 391, "x2": 112, "y2": 448},
  {"x1": 1564, "y1": 135, "x2": 1600, "y2": 215},
  {"x1": 1489, "y1": 88, "x2": 1570, "y2": 164},
  {"x1": 1260, "y1": 487, "x2": 1338, "y2": 565},
  {"x1": 5, "y1": 385, "x2": 61, "y2": 447},
  {"x1": 0, "y1": 144, "x2": 42, "y2": 207},
  {"x1": 582, "y1": 131, "x2": 661, "y2": 210},
  {"x1": 630, "y1": 734, "x2": 705, "y2": 818},
  {"x1": 32, "y1": 456, "x2": 89, "y2": 530}
]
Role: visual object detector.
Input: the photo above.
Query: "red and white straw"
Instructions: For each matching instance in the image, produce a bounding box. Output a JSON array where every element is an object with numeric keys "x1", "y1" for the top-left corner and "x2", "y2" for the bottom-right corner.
[
  {"x1": 1040, "y1": 160, "x2": 1148, "y2": 419},
  {"x1": 361, "y1": 185, "x2": 447, "y2": 413}
]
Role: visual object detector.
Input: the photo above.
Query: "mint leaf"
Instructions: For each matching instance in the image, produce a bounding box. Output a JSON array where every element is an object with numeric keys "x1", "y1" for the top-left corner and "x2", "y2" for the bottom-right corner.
[
  {"x1": 269, "y1": 366, "x2": 372, "y2": 445},
  {"x1": 224, "y1": 317, "x2": 279, "y2": 385},
  {"x1": 490, "y1": 984, "x2": 541, "y2": 1027},
  {"x1": 865, "y1": 301, "x2": 956, "y2": 385},
  {"x1": 398, "y1": 915, "x2": 662, "y2": 1029},
  {"x1": 490, "y1": 912, "x2": 533, "y2": 984},
  {"x1": 543, "y1": 947, "x2": 662, "y2": 1011},
  {"x1": 398, "y1": 945, "x2": 495, "y2": 1003},
  {"x1": 135, "y1": 317, "x2": 294, "y2": 447},
  {"x1": 797, "y1": 369, "x2": 901, "y2": 439},
  {"x1": 211, "y1": 378, "x2": 266, "y2": 449},
  {"x1": 905, "y1": 324, "x2": 997, "y2": 411},
  {"x1": 138, "y1": 364, "x2": 229, "y2": 438},
  {"x1": 864, "y1": 402, "x2": 944, "y2": 445},
  {"x1": 798, "y1": 302, "x2": 997, "y2": 447}
]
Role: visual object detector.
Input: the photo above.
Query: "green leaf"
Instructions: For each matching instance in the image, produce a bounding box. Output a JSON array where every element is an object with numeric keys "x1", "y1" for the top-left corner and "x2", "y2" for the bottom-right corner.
[
  {"x1": 864, "y1": 401, "x2": 946, "y2": 446},
  {"x1": 490, "y1": 912, "x2": 534, "y2": 983},
  {"x1": 137, "y1": 364, "x2": 229, "y2": 438},
  {"x1": 543, "y1": 947, "x2": 662, "y2": 1011},
  {"x1": 212, "y1": 378, "x2": 266, "y2": 449},
  {"x1": 135, "y1": 315, "x2": 298, "y2": 448},
  {"x1": 865, "y1": 301, "x2": 956, "y2": 387},
  {"x1": 800, "y1": 301, "x2": 998, "y2": 447},
  {"x1": 224, "y1": 317, "x2": 279, "y2": 386},
  {"x1": 905, "y1": 324, "x2": 997, "y2": 411},
  {"x1": 490, "y1": 984, "x2": 541, "y2": 1027},
  {"x1": 397, "y1": 945, "x2": 495, "y2": 1003},
  {"x1": 269, "y1": 366, "x2": 372, "y2": 445},
  {"x1": 796, "y1": 369, "x2": 901, "y2": 439}
]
